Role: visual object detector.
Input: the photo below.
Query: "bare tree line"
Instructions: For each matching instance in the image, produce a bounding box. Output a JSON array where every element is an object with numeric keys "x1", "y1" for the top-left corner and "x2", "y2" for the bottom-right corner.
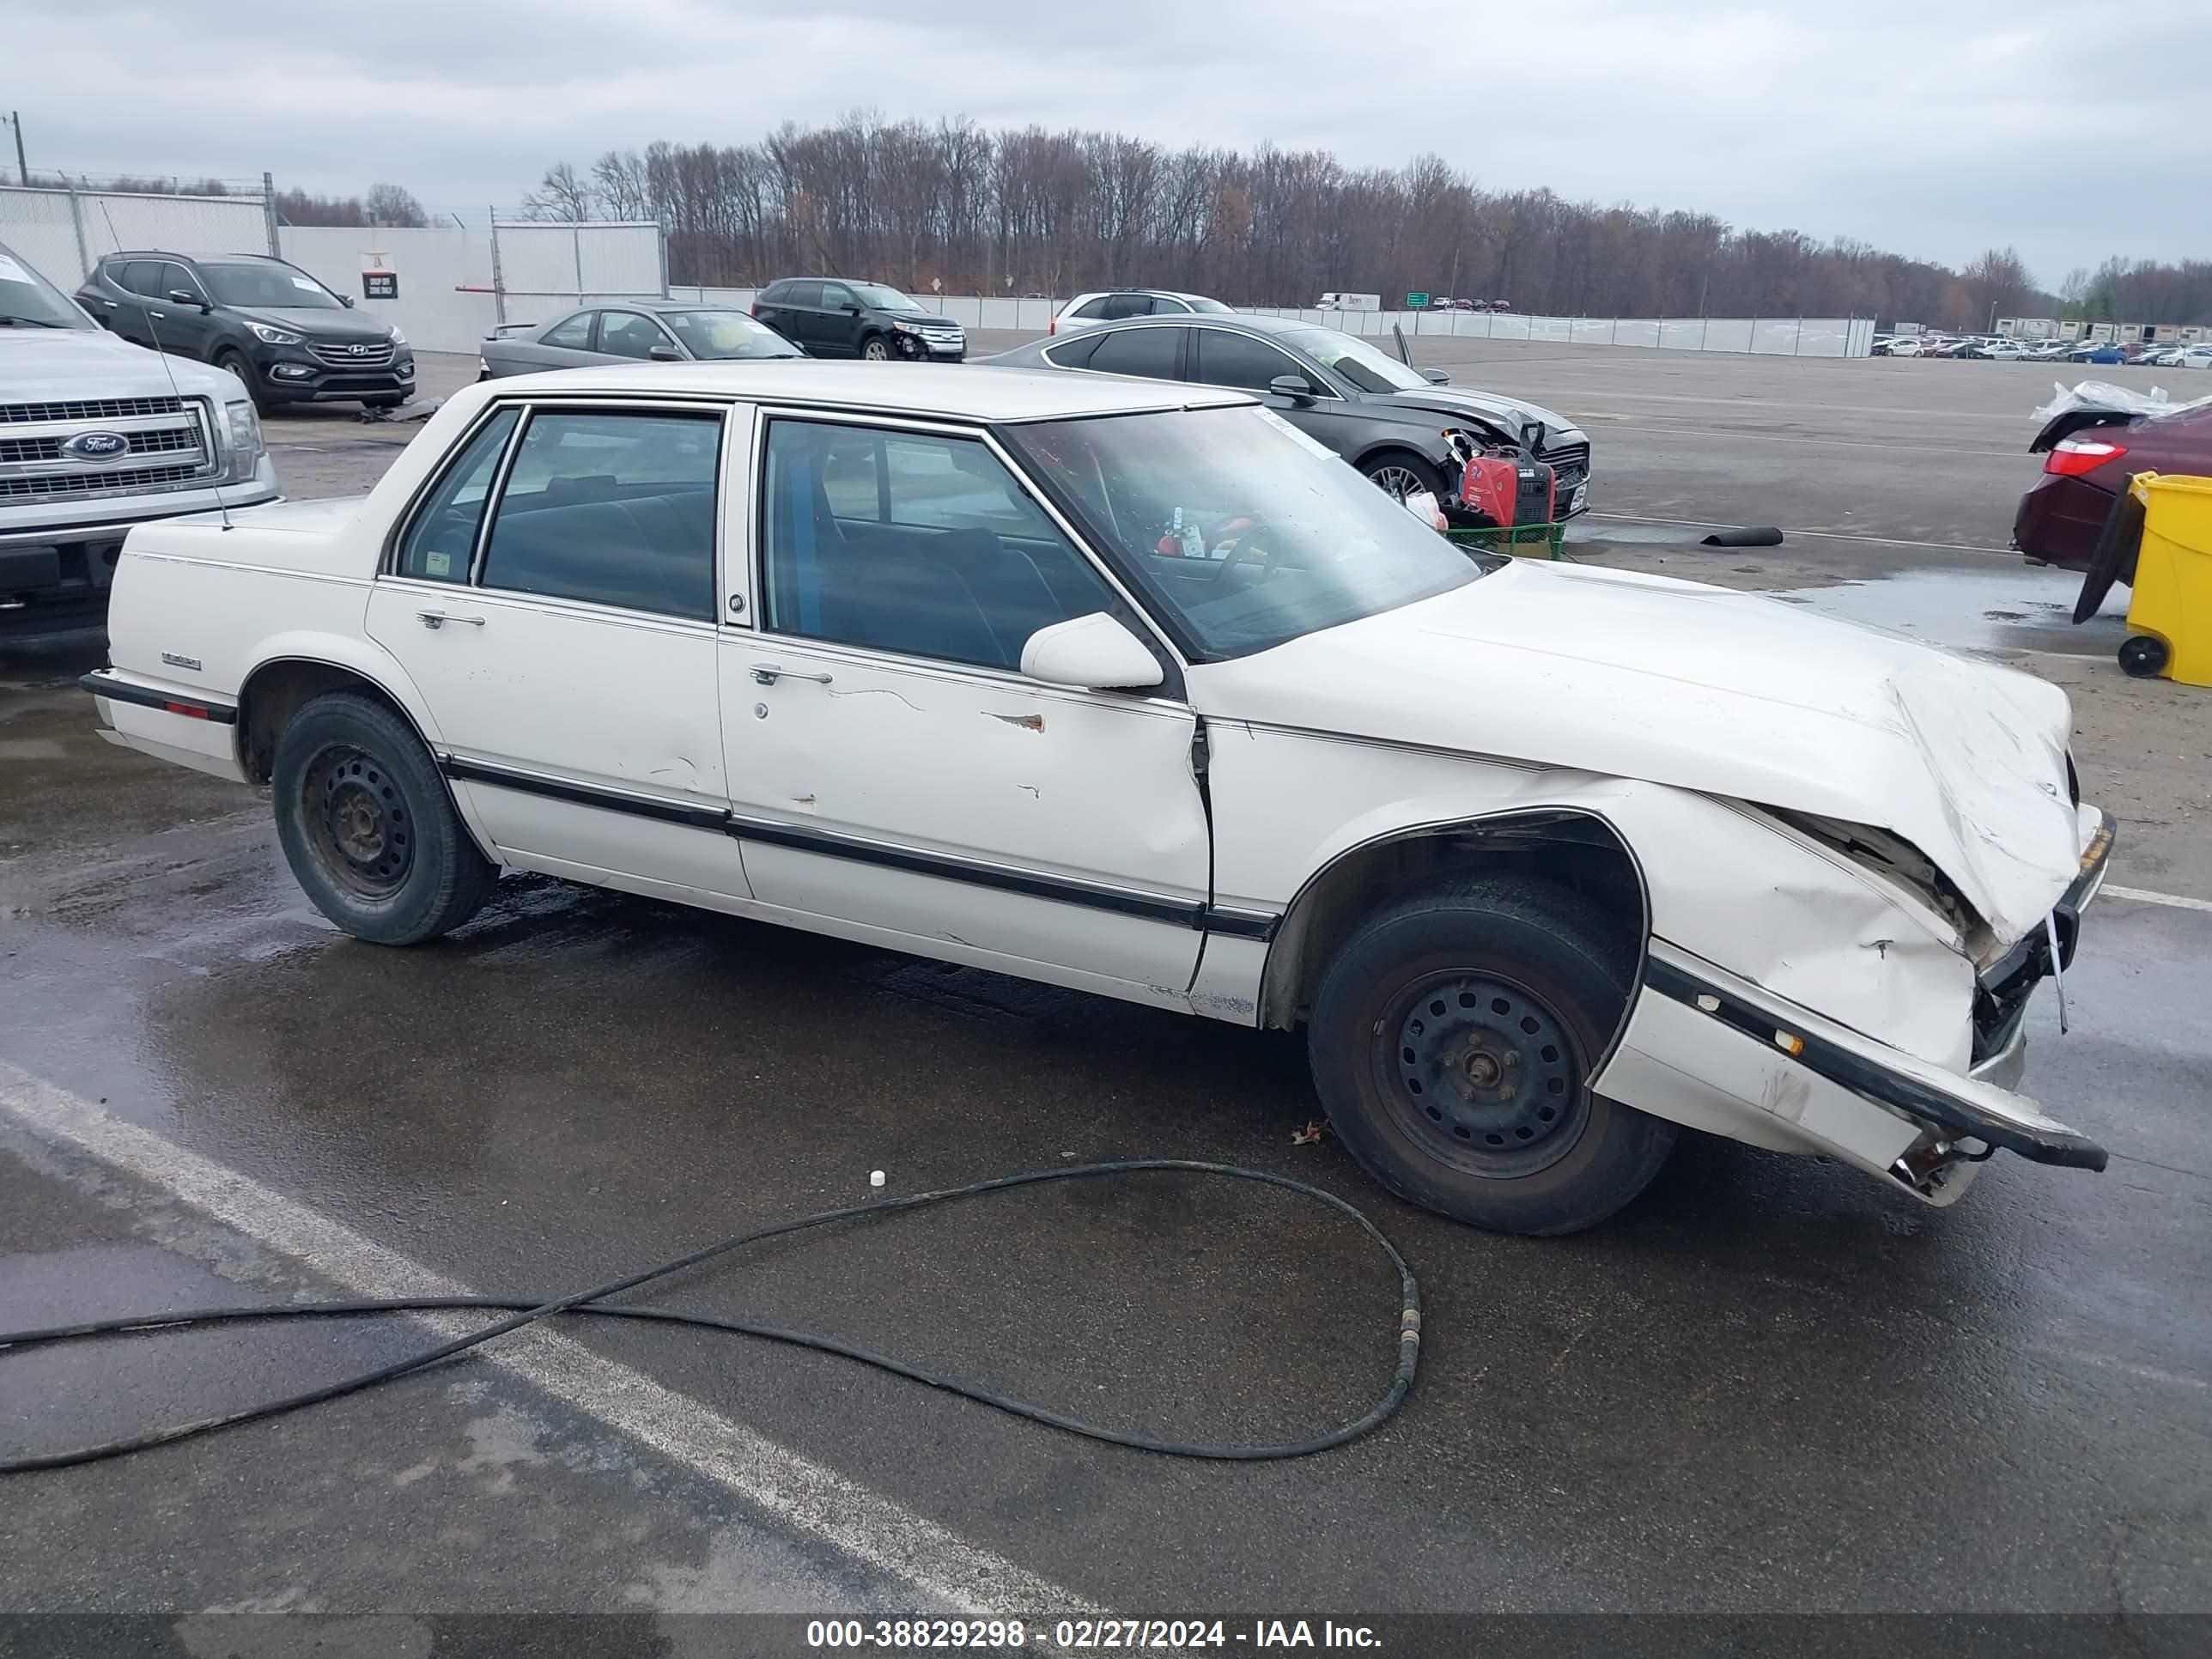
[{"x1": 516, "y1": 112, "x2": 2206, "y2": 329}]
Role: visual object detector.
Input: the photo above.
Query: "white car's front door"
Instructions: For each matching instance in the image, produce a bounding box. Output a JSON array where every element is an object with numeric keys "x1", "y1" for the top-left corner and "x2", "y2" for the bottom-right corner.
[
  {"x1": 715, "y1": 412, "x2": 1211, "y2": 1006},
  {"x1": 364, "y1": 399, "x2": 754, "y2": 908}
]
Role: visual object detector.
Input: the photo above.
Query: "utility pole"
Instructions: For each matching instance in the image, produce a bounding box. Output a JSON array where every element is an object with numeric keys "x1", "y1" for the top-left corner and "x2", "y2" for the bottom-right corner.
[{"x1": 4, "y1": 112, "x2": 26, "y2": 185}]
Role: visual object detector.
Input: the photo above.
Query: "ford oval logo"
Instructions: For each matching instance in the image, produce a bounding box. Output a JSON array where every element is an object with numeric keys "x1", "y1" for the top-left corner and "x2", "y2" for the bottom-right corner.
[{"x1": 62, "y1": 431, "x2": 131, "y2": 460}]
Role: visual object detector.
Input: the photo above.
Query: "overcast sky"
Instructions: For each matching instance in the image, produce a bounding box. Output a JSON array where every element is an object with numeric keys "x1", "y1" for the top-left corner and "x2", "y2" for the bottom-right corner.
[{"x1": 9, "y1": 0, "x2": 2208, "y2": 284}]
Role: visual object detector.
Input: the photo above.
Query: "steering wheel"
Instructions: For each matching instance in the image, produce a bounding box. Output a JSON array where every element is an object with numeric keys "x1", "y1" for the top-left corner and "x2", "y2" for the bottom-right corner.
[{"x1": 1201, "y1": 513, "x2": 1278, "y2": 585}]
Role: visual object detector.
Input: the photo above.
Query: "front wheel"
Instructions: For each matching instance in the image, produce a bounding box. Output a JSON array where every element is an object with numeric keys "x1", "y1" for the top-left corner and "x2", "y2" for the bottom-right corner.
[
  {"x1": 1307, "y1": 878, "x2": 1676, "y2": 1235},
  {"x1": 860, "y1": 335, "x2": 893, "y2": 362},
  {"x1": 1361, "y1": 450, "x2": 1444, "y2": 506},
  {"x1": 272, "y1": 691, "x2": 498, "y2": 945},
  {"x1": 215, "y1": 348, "x2": 271, "y2": 413}
]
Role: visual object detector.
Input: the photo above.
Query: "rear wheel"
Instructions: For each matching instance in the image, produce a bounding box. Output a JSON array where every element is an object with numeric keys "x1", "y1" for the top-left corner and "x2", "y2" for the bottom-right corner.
[
  {"x1": 272, "y1": 691, "x2": 497, "y2": 945},
  {"x1": 1307, "y1": 878, "x2": 1676, "y2": 1235}
]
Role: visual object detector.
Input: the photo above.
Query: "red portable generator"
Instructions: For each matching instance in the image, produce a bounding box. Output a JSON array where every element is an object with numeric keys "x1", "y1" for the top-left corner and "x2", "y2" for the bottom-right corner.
[{"x1": 1457, "y1": 446, "x2": 1556, "y2": 530}]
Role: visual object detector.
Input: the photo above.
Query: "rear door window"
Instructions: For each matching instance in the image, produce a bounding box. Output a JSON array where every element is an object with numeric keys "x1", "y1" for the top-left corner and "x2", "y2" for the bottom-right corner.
[
  {"x1": 1086, "y1": 325, "x2": 1182, "y2": 380},
  {"x1": 1191, "y1": 328, "x2": 1305, "y2": 392},
  {"x1": 477, "y1": 409, "x2": 723, "y2": 618},
  {"x1": 1102, "y1": 294, "x2": 1156, "y2": 319},
  {"x1": 1042, "y1": 333, "x2": 1106, "y2": 370},
  {"x1": 120, "y1": 261, "x2": 167, "y2": 297},
  {"x1": 773, "y1": 281, "x2": 821, "y2": 310}
]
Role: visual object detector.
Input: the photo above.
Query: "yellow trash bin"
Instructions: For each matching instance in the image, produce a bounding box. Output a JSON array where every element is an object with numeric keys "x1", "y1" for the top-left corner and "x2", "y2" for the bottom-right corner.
[{"x1": 2121, "y1": 471, "x2": 2212, "y2": 686}]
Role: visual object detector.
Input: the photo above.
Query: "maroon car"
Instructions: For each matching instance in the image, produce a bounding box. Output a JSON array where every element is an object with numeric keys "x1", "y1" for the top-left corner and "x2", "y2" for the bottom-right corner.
[{"x1": 2013, "y1": 396, "x2": 2212, "y2": 570}]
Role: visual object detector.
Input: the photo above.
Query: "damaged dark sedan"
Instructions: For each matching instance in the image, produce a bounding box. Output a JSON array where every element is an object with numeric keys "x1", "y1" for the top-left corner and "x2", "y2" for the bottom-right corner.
[{"x1": 981, "y1": 313, "x2": 1592, "y2": 518}]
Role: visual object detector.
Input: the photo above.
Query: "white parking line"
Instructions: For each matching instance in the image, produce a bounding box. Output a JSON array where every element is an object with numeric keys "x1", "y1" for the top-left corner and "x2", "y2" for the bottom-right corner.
[
  {"x1": 0, "y1": 1059, "x2": 1097, "y2": 1618},
  {"x1": 2103, "y1": 884, "x2": 2212, "y2": 915}
]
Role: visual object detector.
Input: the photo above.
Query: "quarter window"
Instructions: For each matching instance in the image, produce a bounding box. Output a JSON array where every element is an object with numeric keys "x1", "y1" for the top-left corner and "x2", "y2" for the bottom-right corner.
[
  {"x1": 1086, "y1": 325, "x2": 1181, "y2": 380},
  {"x1": 477, "y1": 410, "x2": 722, "y2": 618},
  {"x1": 761, "y1": 420, "x2": 1125, "y2": 674},
  {"x1": 393, "y1": 409, "x2": 520, "y2": 583}
]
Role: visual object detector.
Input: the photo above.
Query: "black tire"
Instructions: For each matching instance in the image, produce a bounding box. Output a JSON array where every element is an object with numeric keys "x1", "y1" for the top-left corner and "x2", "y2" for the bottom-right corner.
[
  {"x1": 1361, "y1": 449, "x2": 1444, "y2": 506},
  {"x1": 1307, "y1": 878, "x2": 1677, "y2": 1236},
  {"x1": 860, "y1": 334, "x2": 894, "y2": 362},
  {"x1": 271, "y1": 691, "x2": 498, "y2": 945},
  {"x1": 214, "y1": 348, "x2": 271, "y2": 413},
  {"x1": 2118, "y1": 635, "x2": 2170, "y2": 679}
]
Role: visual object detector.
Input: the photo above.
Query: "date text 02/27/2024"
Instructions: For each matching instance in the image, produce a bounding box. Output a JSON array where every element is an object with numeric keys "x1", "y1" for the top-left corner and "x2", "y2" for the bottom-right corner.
[{"x1": 803, "y1": 1618, "x2": 1383, "y2": 1650}]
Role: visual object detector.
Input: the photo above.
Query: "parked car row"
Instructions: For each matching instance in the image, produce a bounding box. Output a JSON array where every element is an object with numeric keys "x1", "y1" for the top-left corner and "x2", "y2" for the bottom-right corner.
[{"x1": 1877, "y1": 331, "x2": 2200, "y2": 366}]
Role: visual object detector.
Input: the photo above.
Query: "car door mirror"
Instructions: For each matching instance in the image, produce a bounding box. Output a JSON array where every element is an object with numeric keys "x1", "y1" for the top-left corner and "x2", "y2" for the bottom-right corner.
[
  {"x1": 1422, "y1": 368, "x2": 1451, "y2": 385},
  {"x1": 648, "y1": 344, "x2": 682, "y2": 362},
  {"x1": 842, "y1": 304, "x2": 862, "y2": 316},
  {"x1": 1268, "y1": 374, "x2": 1317, "y2": 405},
  {"x1": 341, "y1": 295, "x2": 356, "y2": 307},
  {"x1": 1020, "y1": 612, "x2": 1164, "y2": 691},
  {"x1": 166, "y1": 289, "x2": 204, "y2": 309}
]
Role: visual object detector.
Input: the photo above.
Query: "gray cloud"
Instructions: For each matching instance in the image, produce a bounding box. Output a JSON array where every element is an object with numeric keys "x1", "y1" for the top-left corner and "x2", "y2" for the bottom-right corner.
[{"x1": 8, "y1": 0, "x2": 2208, "y2": 283}]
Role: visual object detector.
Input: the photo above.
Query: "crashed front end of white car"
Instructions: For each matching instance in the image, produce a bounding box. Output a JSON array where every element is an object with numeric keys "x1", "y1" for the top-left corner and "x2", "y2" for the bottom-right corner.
[{"x1": 1592, "y1": 785, "x2": 2113, "y2": 1207}]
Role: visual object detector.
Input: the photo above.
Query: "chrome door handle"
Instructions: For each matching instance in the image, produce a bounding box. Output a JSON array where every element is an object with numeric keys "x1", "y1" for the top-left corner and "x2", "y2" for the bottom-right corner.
[
  {"x1": 418, "y1": 610, "x2": 485, "y2": 629},
  {"x1": 750, "y1": 664, "x2": 831, "y2": 686},
  {"x1": 149, "y1": 310, "x2": 166, "y2": 319}
]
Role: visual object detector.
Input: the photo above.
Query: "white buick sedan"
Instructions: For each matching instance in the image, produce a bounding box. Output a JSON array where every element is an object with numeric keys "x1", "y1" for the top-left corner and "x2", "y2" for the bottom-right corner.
[{"x1": 84, "y1": 363, "x2": 2113, "y2": 1234}]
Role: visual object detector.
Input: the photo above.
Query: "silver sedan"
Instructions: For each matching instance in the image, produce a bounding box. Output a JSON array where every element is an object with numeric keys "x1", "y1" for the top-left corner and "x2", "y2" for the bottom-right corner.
[{"x1": 478, "y1": 301, "x2": 804, "y2": 378}]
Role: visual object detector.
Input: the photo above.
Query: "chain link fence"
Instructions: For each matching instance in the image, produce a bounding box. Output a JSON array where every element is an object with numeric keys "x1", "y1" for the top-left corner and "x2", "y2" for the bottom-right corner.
[{"x1": 0, "y1": 179, "x2": 277, "y2": 289}]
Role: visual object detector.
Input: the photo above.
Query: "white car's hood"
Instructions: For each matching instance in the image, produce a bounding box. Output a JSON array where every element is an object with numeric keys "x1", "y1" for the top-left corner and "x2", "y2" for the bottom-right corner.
[
  {"x1": 1188, "y1": 561, "x2": 2084, "y2": 943},
  {"x1": 0, "y1": 325, "x2": 238, "y2": 402}
]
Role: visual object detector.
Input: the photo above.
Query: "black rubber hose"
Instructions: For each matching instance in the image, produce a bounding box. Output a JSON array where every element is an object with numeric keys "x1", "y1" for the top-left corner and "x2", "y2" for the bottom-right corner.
[{"x1": 0, "y1": 1160, "x2": 1419, "y2": 1472}]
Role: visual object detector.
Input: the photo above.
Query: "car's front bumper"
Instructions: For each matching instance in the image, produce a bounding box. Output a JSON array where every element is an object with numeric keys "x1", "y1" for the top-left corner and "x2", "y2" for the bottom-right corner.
[
  {"x1": 1595, "y1": 809, "x2": 2117, "y2": 1204},
  {"x1": 252, "y1": 343, "x2": 416, "y2": 404}
]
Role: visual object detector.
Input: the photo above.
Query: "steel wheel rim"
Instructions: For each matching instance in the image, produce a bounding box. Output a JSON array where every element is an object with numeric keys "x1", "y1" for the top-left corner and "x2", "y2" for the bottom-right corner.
[
  {"x1": 301, "y1": 744, "x2": 414, "y2": 898},
  {"x1": 1377, "y1": 972, "x2": 1591, "y2": 1178},
  {"x1": 1368, "y1": 465, "x2": 1426, "y2": 501}
]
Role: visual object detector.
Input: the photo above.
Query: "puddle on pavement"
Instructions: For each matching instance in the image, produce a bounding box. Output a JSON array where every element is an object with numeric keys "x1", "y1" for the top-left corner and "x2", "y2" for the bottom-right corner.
[{"x1": 1769, "y1": 565, "x2": 2130, "y2": 657}]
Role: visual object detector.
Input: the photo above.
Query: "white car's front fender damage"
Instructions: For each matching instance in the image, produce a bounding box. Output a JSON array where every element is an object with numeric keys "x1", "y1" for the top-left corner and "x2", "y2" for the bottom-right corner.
[{"x1": 1576, "y1": 786, "x2": 2111, "y2": 1201}]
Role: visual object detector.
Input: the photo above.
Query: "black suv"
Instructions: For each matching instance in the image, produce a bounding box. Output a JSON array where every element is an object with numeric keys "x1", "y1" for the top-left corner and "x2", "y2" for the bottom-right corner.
[
  {"x1": 76, "y1": 252, "x2": 416, "y2": 411},
  {"x1": 750, "y1": 278, "x2": 965, "y2": 362}
]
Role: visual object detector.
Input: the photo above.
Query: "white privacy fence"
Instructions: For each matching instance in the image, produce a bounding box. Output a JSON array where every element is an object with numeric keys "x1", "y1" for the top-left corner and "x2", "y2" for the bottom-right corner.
[
  {"x1": 0, "y1": 183, "x2": 276, "y2": 290},
  {"x1": 1240, "y1": 306, "x2": 1879, "y2": 358},
  {"x1": 673, "y1": 289, "x2": 1875, "y2": 357},
  {"x1": 276, "y1": 222, "x2": 668, "y2": 354}
]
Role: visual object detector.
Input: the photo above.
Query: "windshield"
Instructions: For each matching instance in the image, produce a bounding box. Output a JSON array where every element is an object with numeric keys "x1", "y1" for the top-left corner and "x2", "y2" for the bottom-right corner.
[
  {"x1": 662, "y1": 309, "x2": 800, "y2": 359},
  {"x1": 1281, "y1": 328, "x2": 1428, "y2": 392},
  {"x1": 201, "y1": 263, "x2": 346, "y2": 310},
  {"x1": 0, "y1": 247, "x2": 92, "y2": 328},
  {"x1": 849, "y1": 283, "x2": 925, "y2": 313},
  {"x1": 1188, "y1": 296, "x2": 1232, "y2": 313},
  {"x1": 1009, "y1": 404, "x2": 1486, "y2": 660}
]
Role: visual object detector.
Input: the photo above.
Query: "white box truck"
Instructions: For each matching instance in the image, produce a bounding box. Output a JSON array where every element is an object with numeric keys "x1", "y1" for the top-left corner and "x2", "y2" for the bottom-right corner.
[{"x1": 1316, "y1": 293, "x2": 1381, "y2": 311}]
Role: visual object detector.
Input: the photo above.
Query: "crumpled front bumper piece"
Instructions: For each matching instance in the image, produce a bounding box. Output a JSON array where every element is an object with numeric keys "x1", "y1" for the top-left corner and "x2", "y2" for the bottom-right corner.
[{"x1": 1595, "y1": 811, "x2": 2117, "y2": 1201}]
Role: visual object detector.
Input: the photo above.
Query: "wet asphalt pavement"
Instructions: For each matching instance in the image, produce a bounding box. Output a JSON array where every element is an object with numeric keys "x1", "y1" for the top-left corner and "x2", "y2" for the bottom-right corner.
[{"x1": 2, "y1": 349, "x2": 2209, "y2": 1649}]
